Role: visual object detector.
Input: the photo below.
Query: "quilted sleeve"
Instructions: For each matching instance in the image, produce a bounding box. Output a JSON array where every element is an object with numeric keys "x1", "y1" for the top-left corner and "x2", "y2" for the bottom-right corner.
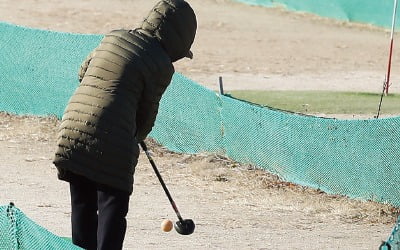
[
  {"x1": 135, "y1": 70, "x2": 173, "y2": 142},
  {"x1": 135, "y1": 93, "x2": 161, "y2": 142},
  {"x1": 78, "y1": 49, "x2": 96, "y2": 82}
]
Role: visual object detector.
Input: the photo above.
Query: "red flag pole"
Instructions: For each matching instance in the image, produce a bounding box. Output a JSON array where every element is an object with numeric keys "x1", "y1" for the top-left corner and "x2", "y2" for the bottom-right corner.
[{"x1": 385, "y1": 0, "x2": 398, "y2": 95}]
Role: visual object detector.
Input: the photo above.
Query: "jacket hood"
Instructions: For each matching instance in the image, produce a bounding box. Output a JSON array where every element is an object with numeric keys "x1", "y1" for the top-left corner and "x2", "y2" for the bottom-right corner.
[{"x1": 141, "y1": 0, "x2": 197, "y2": 62}]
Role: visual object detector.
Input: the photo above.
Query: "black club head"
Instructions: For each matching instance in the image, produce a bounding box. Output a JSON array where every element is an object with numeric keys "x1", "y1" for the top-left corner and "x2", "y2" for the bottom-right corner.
[{"x1": 174, "y1": 219, "x2": 195, "y2": 235}]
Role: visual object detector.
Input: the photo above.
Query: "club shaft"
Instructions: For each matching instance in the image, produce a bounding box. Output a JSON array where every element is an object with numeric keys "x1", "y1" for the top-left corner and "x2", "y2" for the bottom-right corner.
[{"x1": 140, "y1": 142, "x2": 184, "y2": 223}]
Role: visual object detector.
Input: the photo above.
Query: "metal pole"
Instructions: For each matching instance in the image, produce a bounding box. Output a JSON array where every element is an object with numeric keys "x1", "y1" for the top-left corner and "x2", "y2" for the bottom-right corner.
[{"x1": 219, "y1": 76, "x2": 224, "y2": 95}]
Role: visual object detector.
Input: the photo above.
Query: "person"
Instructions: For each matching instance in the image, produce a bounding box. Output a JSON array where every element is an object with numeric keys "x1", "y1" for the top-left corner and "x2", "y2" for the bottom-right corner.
[{"x1": 53, "y1": 0, "x2": 197, "y2": 249}]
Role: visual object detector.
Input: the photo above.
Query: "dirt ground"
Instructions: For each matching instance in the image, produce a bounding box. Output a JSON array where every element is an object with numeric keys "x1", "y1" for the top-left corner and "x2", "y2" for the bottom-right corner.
[{"x1": 0, "y1": 0, "x2": 400, "y2": 249}]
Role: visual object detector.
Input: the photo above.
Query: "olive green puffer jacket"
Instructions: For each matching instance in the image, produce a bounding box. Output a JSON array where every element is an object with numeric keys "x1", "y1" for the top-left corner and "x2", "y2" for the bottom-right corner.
[{"x1": 53, "y1": 0, "x2": 197, "y2": 193}]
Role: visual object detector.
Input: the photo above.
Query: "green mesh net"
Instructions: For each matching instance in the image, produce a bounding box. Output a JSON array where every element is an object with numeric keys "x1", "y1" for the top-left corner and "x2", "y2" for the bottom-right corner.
[
  {"x1": 0, "y1": 22, "x2": 101, "y2": 117},
  {"x1": 0, "y1": 203, "x2": 81, "y2": 249},
  {"x1": 234, "y1": 0, "x2": 399, "y2": 29},
  {"x1": 380, "y1": 216, "x2": 400, "y2": 249},
  {"x1": 151, "y1": 74, "x2": 400, "y2": 207}
]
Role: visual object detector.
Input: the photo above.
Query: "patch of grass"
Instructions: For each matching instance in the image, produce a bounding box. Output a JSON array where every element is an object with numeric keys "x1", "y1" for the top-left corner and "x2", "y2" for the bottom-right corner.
[{"x1": 227, "y1": 90, "x2": 400, "y2": 116}]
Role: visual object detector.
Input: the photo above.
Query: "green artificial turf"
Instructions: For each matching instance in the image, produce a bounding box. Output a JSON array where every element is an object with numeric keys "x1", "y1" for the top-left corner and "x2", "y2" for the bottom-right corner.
[{"x1": 228, "y1": 90, "x2": 400, "y2": 116}]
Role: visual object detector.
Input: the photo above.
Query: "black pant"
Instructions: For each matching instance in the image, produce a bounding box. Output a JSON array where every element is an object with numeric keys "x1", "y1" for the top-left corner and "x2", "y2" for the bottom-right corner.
[{"x1": 69, "y1": 173, "x2": 130, "y2": 250}]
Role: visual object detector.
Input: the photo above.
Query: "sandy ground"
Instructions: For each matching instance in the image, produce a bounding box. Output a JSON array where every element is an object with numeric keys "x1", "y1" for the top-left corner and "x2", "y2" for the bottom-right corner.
[
  {"x1": 0, "y1": 0, "x2": 400, "y2": 249},
  {"x1": 1, "y1": 0, "x2": 400, "y2": 94}
]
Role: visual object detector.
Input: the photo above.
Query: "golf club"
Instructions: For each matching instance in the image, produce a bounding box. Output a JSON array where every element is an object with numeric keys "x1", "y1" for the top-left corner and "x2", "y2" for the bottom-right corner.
[{"x1": 140, "y1": 141, "x2": 195, "y2": 235}]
